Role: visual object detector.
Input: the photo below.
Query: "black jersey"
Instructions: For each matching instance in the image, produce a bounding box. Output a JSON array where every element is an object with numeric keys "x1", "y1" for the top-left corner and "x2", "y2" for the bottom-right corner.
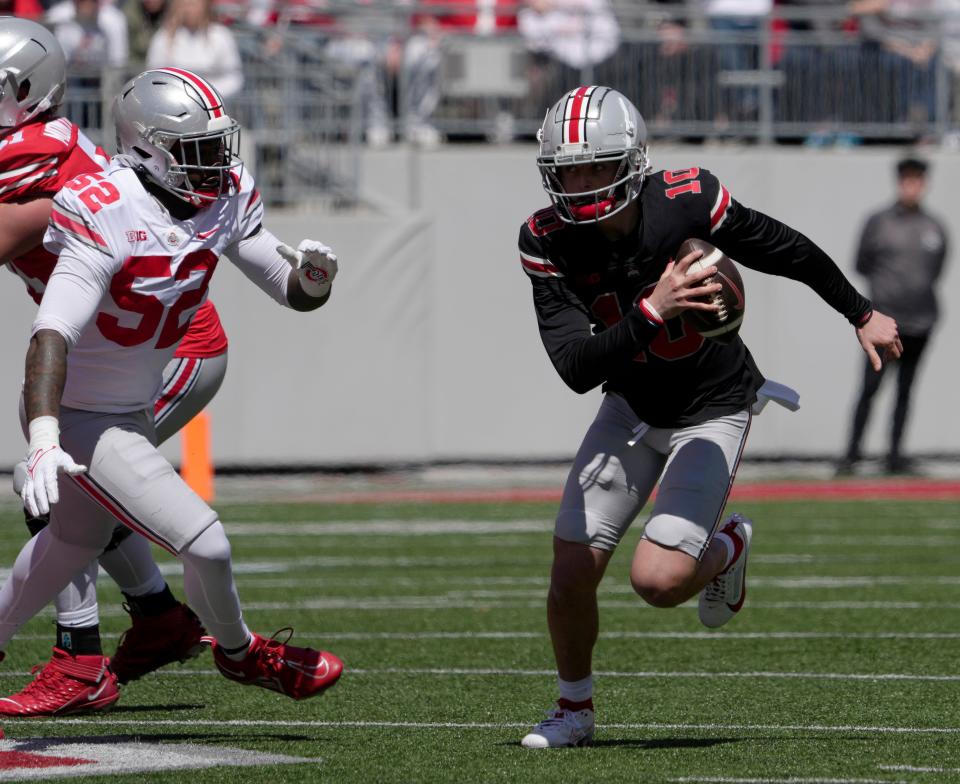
[{"x1": 518, "y1": 167, "x2": 872, "y2": 428}]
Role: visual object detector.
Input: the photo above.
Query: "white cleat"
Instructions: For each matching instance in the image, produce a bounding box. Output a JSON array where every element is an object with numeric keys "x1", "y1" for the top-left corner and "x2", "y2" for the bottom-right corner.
[
  {"x1": 521, "y1": 703, "x2": 595, "y2": 748},
  {"x1": 699, "y1": 513, "x2": 753, "y2": 628}
]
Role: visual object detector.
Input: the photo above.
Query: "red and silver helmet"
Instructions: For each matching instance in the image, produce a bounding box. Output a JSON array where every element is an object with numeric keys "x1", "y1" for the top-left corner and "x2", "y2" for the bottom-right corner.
[
  {"x1": 0, "y1": 17, "x2": 66, "y2": 130},
  {"x1": 537, "y1": 86, "x2": 651, "y2": 224},
  {"x1": 113, "y1": 68, "x2": 241, "y2": 205}
]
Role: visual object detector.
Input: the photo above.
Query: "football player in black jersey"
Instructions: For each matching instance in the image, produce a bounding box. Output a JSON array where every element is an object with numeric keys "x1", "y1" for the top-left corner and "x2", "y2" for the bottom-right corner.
[{"x1": 518, "y1": 86, "x2": 902, "y2": 749}]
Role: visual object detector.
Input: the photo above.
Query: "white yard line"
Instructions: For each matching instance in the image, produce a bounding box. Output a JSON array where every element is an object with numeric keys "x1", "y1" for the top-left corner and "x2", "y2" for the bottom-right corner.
[
  {"x1": 2, "y1": 717, "x2": 957, "y2": 737},
  {"x1": 880, "y1": 765, "x2": 960, "y2": 773},
  {"x1": 672, "y1": 778, "x2": 902, "y2": 784},
  {"x1": 13, "y1": 629, "x2": 960, "y2": 642},
  {"x1": 3, "y1": 667, "x2": 957, "y2": 682}
]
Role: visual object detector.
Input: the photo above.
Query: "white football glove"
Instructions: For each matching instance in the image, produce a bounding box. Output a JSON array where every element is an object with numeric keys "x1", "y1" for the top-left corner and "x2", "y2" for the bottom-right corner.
[
  {"x1": 277, "y1": 239, "x2": 338, "y2": 298},
  {"x1": 20, "y1": 416, "x2": 86, "y2": 517}
]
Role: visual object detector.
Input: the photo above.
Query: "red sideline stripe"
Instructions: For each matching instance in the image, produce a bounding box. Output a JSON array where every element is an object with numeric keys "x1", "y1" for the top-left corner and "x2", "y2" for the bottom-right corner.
[
  {"x1": 307, "y1": 480, "x2": 960, "y2": 505},
  {"x1": 159, "y1": 68, "x2": 224, "y2": 118},
  {"x1": 154, "y1": 357, "x2": 198, "y2": 417},
  {"x1": 730, "y1": 480, "x2": 960, "y2": 501}
]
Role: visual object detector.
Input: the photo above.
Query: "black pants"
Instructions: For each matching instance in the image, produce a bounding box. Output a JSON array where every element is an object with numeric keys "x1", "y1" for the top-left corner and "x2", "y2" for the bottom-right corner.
[{"x1": 844, "y1": 332, "x2": 930, "y2": 463}]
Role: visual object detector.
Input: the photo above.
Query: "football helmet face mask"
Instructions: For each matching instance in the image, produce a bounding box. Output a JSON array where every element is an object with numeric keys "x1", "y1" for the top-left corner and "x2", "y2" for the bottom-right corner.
[
  {"x1": 0, "y1": 17, "x2": 66, "y2": 130},
  {"x1": 537, "y1": 86, "x2": 651, "y2": 224},
  {"x1": 113, "y1": 68, "x2": 242, "y2": 205}
]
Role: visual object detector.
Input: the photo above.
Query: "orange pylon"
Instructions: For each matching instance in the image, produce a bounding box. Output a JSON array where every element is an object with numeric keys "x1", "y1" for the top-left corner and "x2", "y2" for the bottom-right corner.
[{"x1": 181, "y1": 411, "x2": 214, "y2": 501}]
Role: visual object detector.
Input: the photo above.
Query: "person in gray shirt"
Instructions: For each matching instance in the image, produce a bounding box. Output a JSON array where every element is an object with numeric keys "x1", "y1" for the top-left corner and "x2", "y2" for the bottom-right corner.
[{"x1": 839, "y1": 157, "x2": 948, "y2": 475}]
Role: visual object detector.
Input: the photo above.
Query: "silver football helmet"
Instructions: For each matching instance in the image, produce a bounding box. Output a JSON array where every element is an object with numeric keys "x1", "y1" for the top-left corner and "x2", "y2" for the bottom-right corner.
[
  {"x1": 0, "y1": 17, "x2": 66, "y2": 130},
  {"x1": 113, "y1": 68, "x2": 241, "y2": 205},
  {"x1": 537, "y1": 86, "x2": 651, "y2": 224}
]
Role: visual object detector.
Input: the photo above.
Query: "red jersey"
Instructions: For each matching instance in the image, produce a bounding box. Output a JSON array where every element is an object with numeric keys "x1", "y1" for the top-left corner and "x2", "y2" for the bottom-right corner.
[
  {"x1": 175, "y1": 300, "x2": 228, "y2": 358},
  {"x1": 2, "y1": 116, "x2": 227, "y2": 359}
]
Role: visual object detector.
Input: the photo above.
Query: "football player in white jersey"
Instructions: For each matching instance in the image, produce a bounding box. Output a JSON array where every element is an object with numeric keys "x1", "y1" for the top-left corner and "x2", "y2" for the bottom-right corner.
[
  {"x1": 0, "y1": 67, "x2": 344, "y2": 712},
  {"x1": 0, "y1": 17, "x2": 229, "y2": 717}
]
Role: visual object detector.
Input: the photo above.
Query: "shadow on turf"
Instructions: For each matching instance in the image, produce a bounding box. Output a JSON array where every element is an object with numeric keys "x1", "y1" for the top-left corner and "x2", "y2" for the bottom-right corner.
[
  {"x1": 502, "y1": 737, "x2": 740, "y2": 750},
  {"x1": 589, "y1": 737, "x2": 740, "y2": 750},
  {"x1": 108, "y1": 703, "x2": 206, "y2": 713}
]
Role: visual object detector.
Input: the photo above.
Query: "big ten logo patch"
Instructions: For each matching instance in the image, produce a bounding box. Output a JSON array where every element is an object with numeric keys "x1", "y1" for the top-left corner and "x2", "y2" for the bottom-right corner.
[{"x1": 125, "y1": 230, "x2": 148, "y2": 244}]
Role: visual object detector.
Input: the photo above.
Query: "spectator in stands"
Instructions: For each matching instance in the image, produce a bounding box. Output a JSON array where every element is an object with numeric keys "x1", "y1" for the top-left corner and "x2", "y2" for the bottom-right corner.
[
  {"x1": 839, "y1": 157, "x2": 948, "y2": 476},
  {"x1": 0, "y1": 0, "x2": 43, "y2": 17},
  {"x1": 642, "y1": 0, "x2": 697, "y2": 126},
  {"x1": 518, "y1": 0, "x2": 620, "y2": 117},
  {"x1": 397, "y1": 1, "x2": 518, "y2": 145},
  {"x1": 47, "y1": 0, "x2": 128, "y2": 67},
  {"x1": 936, "y1": 0, "x2": 960, "y2": 141},
  {"x1": 701, "y1": 0, "x2": 773, "y2": 126},
  {"x1": 123, "y1": 0, "x2": 168, "y2": 65},
  {"x1": 50, "y1": 0, "x2": 128, "y2": 128},
  {"x1": 146, "y1": 0, "x2": 242, "y2": 103},
  {"x1": 850, "y1": 0, "x2": 938, "y2": 129},
  {"x1": 776, "y1": 0, "x2": 862, "y2": 145}
]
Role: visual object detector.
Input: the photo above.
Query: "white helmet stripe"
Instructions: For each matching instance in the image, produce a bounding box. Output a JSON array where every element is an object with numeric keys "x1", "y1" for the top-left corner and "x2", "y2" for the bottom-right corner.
[
  {"x1": 563, "y1": 85, "x2": 596, "y2": 145},
  {"x1": 155, "y1": 67, "x2": 224, "y2": 118}
]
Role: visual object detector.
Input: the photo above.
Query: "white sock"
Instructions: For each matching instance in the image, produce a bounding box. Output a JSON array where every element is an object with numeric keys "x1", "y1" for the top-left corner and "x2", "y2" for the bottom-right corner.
[
  {"x1": 557, "y1": 674, "x2": 593, "y2": 704},
  {"x1": 99, "y1": 532, "x2": 166, "y2": 597},
  {"x1": 714, "y1": 532, "x2": 737, "y2": 572},
  {"x1": 0, "y1": 528, "x2": 103, "y2": 650},
  {"x1": 179, "y1": 521, "x2": 250, "y2": 650},
  {"x1": 53, "y1": 560, "x2": 100, "y2": 628}
]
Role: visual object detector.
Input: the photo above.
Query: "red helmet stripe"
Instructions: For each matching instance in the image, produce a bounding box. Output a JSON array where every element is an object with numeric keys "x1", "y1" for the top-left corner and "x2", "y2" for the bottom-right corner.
[
  {"x1": 564, "y1": 87, "x2": 593, "y2": 142},
  {"x1": 157, "y1": 67, "x2": 224, "y2": 118}
]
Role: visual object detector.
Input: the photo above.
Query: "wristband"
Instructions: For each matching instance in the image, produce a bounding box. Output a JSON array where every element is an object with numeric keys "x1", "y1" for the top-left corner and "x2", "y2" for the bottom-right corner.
[
  {"x1": 852, "y1": 308, "x2": 873, "y2": 328},
  {"x1": 27, "y1": 415, "x2": 60, "y2": 452},
  {"x1": 639, "y1": 298, "x2": 664, "y2": 326}
]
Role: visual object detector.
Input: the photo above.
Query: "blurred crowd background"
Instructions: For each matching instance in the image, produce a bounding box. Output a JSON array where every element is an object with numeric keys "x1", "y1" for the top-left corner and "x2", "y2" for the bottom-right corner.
[{"x1": 10, "y1": 0, "x2": 960, "y2": 205}]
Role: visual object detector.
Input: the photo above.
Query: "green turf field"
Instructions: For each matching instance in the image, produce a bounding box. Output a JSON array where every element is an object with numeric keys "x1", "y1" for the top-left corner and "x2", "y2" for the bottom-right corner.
[{"x1": 1, "y1": 496, "x2": 959, "y2": 783}]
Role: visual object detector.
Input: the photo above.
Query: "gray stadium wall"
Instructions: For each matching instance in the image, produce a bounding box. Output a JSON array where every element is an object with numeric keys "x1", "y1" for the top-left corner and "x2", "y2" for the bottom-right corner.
[{"x1": 1, "y1": 145, "x2": 958, "y2": 468}]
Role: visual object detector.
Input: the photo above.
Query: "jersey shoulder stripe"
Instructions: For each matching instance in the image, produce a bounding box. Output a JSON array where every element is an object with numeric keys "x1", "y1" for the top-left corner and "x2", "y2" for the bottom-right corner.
[
  {"x1": 520, "y1": 250, "x2": 563, "y2": 279},
  {"x1": 42, "y1": 117, "x2": 74, "y2": 146},
  {"x1": 0, "y1": 156, "x2": 59, "y2": 196},
  {"x1": 50, "y1": 200, "x2": 111, "y2": 256},
  {"x1": 710, "y1": 184, "x2": 732, "y2": 233}
]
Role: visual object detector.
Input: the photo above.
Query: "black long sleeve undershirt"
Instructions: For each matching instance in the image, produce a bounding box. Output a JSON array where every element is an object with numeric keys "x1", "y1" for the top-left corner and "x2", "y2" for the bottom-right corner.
[{"x1": 533, "y1": 278, "x2": 661, "y2": 394}]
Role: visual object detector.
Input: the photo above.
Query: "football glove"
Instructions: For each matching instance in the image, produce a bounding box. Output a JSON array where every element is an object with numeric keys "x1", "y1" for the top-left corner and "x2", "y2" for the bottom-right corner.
[
  {"x1": 277, "y1": 239, "x2": 338, "y2": 298},
  {"x1": 20, "y1": 416, "x2": 86, "y2": 517}
]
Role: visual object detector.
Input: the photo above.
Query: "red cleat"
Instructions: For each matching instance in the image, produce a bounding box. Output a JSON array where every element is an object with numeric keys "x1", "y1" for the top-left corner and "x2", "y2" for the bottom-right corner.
[
  {"x1": 0, "y1": 648, "x2": 118, "y2": 716},
  {"x1": 111, "y1": 602, "x2": 207, "y2": 684},
  {"x1": 211, "y1": 629, "x2": 343, "y2": 700}
]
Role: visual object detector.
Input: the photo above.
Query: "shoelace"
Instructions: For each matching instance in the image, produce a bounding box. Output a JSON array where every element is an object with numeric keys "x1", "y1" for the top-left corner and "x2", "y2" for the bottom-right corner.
[
  {"x1": 537, "y1": 707, "x2": 582, "y2": 730},
  {"x1": 703, "y1": 573, "x2": 729, "y2": 602},
  {"x1": 258, "y1": 628, "x2": 296, "y2": 674},
  {"x1": 20, "y1": 662, "x2": 75, "y2": 700}
]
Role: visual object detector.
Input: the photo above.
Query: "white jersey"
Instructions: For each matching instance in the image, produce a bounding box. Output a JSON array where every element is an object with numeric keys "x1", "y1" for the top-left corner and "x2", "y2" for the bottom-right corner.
[{"x1": 36, "y1": 160, "x2": 284, "y2": 413}]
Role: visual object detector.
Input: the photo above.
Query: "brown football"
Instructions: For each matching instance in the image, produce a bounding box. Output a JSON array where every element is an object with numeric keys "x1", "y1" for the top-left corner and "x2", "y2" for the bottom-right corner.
[{"x1": 676, "y1": 238, "x2": 745, "y2": 344}]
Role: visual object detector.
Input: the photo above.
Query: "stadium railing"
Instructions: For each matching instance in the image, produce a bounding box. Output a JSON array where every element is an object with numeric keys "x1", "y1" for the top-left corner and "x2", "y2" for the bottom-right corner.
[{"x1": 59, "y1": 3, "x2": 957, "y2": 206}]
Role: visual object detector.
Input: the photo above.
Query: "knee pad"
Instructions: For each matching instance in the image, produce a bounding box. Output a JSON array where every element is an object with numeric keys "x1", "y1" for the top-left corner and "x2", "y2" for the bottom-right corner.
[{"x1": 182, "y1": 521, "x2": 232, "y2": 565}]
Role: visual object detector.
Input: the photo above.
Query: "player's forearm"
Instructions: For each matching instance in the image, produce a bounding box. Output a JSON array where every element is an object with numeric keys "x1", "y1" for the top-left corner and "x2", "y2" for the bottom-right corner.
[
  {"x1": 541, "y1": 309, "x2": 660, "y2": 394},
  {"x1": 720, "y1": 207, "x2": 872, "y2": 325},
  {"x1": 24, "y1": 329, "x2": 68, "y2": 422},
  {"x1": 0, "y1": 198, "x2": 52, "y2": 261}
]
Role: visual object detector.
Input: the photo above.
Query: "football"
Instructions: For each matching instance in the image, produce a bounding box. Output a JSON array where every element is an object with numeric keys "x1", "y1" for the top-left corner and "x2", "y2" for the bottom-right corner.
[{"x1": 676, "y1": 238, "x2": 745, "y2": 344}]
